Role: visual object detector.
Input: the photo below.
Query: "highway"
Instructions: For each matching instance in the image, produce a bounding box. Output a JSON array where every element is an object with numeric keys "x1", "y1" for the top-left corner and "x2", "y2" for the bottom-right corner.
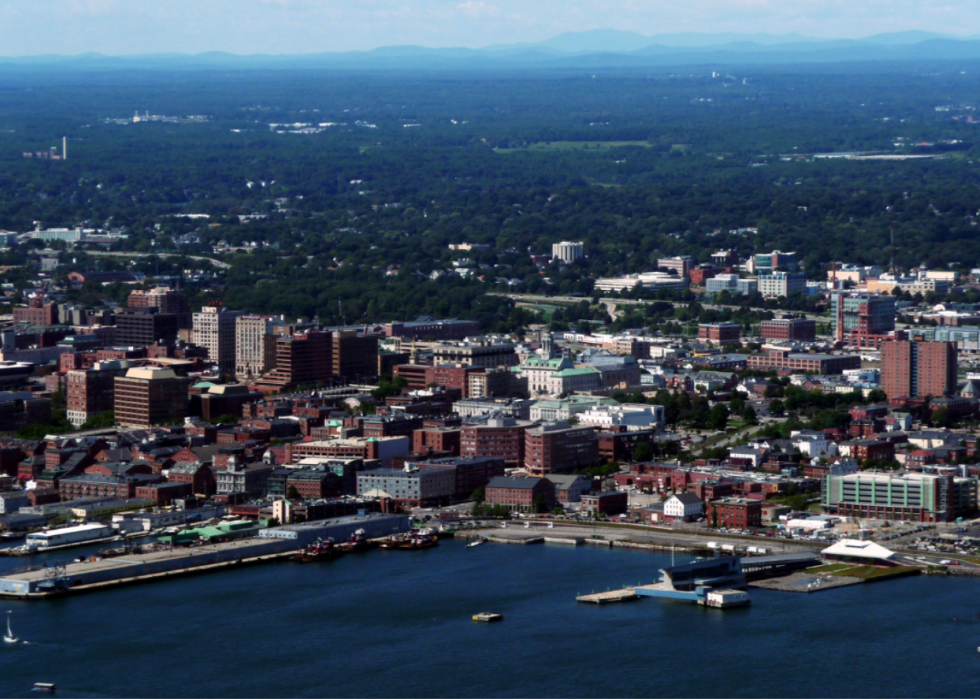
[{"x1": 84, "y1": 250, "x2": 231, "y2": 270}]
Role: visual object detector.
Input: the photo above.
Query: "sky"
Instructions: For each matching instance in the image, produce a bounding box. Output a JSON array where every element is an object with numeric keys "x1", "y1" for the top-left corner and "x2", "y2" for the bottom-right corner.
[{"x1": 1, "y1": 0, "x2": 978, "y2": 55}]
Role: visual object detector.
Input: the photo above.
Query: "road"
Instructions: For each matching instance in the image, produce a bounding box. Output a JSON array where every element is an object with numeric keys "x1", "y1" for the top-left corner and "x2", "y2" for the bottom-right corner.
[
  {"x1": 84, "y1": 251, "x2": 231, "y2": 270},
  {"x1": 494, "y1": 292, "x2": 830, "y2": 325}
]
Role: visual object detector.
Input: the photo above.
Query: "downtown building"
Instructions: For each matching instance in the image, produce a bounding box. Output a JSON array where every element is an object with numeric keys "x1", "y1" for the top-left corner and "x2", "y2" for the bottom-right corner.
[
  {"x1": 65, "y1": 360, "x2": 133, "y2": 426},
  {"x1": 832, "y1": 292, "x2": 898, "y2": 348},
  {"x1": 823, "y1": 469, "x2": 977, "y2": 523},
  {"x1": 192, "y1": 304, "x2": 243, "y2": 373},
  {"x1": 881, "y1": 340, "x2": 957, "y2": 400},
  {"x1": 524, "y1": 422, "x2": 599, "y2": 476},
  {"x1": 113, "y1": 367, "x2": 191, "y2": 428},
  {"x1": 235, "y1": 315, "x2": 280, "y2": 379}
]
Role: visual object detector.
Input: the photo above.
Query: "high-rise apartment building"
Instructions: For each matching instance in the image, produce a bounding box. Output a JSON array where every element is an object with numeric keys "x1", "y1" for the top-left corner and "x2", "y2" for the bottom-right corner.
[
  {"x1": 235, "y1": 315, "x2": 279, "y2": 379},
  {"x1": 113, "y1": 367, "x2": 190, "y2": 428},
  {"x1": 551, "y1": 241, "x2": 584, "y2": 264},
  {"x1": 832, "y1": 292, "x2": 897, "y2": 348},
  {"x1": 881, "y1": 340, "x2": 957, "y2": 400},
  {"x1": 65, "y1": 361, "x2": 131, "y2": 426},
  {"x1": 192, "y1": 305, "x2": 242, "y2": 373}
]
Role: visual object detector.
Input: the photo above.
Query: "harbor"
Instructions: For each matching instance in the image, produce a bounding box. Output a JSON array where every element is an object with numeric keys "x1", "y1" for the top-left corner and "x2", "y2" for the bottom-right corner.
[
  {"x1": 0, "y1": 538, "x2": 973, "y2": 697},
  {"x1": 0, "y1": 513, "x2": 411, "y2": 599}
]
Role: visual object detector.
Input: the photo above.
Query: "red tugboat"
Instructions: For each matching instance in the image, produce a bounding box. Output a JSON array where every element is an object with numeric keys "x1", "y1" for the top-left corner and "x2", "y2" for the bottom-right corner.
[
  {"x1": 399, "y1": 528, "x2": 439, "y2": 550},
  {"x1": 378, "y1": 533, "x2": 410, "y2": 549},
  {"x1": 291, "y1": 538, "x2": 342, "y2": 563},
  {"x1": 338, "y1": 528, "x2": 374, "y2": 553}
]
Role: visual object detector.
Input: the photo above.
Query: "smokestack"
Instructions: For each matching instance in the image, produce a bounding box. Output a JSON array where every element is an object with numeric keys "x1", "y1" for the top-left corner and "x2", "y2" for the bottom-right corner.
[{"x1": 62, "y1": 137, "x2": 67, "y2": 161}]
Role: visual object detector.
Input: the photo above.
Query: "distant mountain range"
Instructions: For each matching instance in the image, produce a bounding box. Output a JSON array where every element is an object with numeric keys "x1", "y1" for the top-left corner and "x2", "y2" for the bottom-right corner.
[{"x1": 5, "y1": 30, "x2": 980, "y2": 71}]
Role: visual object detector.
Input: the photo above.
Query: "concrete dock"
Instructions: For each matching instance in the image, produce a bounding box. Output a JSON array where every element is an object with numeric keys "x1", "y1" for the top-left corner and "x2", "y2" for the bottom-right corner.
[{"x1": 576, "y1": 588, "x2": 640, "y2": 604}]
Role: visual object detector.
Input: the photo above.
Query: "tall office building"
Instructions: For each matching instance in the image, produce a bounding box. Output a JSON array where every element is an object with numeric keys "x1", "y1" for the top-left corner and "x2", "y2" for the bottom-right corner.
[
  {"x1": 254, "y1": 332, "x2": 332, "y2": 392},
  {"x1": 332, "y1": 331, "x2": 379, "y2": 382},
  {"x1": 551, "y1": 241, "x2": 584, "y2": 264},
  {"x1": 114, "y1": 367, "x2": 190, "y2": 427},
  {"x1": 832, "y1": 292, "x2": 898, "y2": 348},
  {"x1": 881, "y1": 340, "x2": 957, "y2": 400},
  {"x1": 192, "y1": 305, "x2": 242, "y2": 373},
  {"x1": 236, "y1": 315, "x2": 279, "y2": 379},
  {"x1": 66, "y1": 361, "x2": 131, "y2": 426},
  {"x1": 127, "y1": 287, "x2": 189, "y2": 315}
]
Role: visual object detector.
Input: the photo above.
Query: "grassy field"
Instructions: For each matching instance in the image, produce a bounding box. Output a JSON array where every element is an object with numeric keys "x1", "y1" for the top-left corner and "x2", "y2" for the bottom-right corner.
[
  {"x1": 809, "y1": 564, "x2": 919, "y2": 580},
  {"x1": 806, "y1": 563, "x2": 855, "y2": 574}
]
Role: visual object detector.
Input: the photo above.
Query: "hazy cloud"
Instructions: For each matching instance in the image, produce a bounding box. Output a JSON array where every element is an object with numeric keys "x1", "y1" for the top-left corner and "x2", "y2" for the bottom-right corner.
[{"x1": 0, "y1": 0, "x2": 977, "y2": 55}]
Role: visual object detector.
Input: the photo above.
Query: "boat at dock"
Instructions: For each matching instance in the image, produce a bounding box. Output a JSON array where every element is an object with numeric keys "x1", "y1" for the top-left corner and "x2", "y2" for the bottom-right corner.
[
  {"x1": 400, "y1": 529, "x2": 438, "y2": 550},
  {"x1": 290, "y1": 539, "x2": 342, "y2": 563},
  {"x1": 378, "y1": 533, "x2": 410, "y2": 549},
  {"x1": 338, "y1": 529, "x2": 374, "y2": 553},
  {"x1": 473, "y1": 612, "x2": 503, "y2": 622},
  {"x1": 466, "y1": 537, "x2": 487, "y2": 548}
]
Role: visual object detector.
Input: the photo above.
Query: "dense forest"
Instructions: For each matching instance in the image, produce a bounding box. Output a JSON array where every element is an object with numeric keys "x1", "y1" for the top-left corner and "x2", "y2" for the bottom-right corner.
[{"x1": 2, "y1": 63, "x2": 980, "y2": 325}]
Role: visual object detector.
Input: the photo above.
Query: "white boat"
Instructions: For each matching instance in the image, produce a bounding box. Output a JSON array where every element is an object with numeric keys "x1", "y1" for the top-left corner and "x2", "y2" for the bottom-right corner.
[
  {"x1": 4, "y1": 613, "x2": 18, "y2": 644},
  {"x1": 466, "y1": 537, "x2": 487, "y2": 548}
]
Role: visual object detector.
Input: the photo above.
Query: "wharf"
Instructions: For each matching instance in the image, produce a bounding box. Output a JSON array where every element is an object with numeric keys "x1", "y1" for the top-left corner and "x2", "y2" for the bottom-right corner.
[
  {"x1": 576, "y1": 588, "x2": 640, "y2": 604},
  {"x1": 488, "y1": 536, "x2": 544, "y2": 545},
  {"x1": 0, "y1": 538, "x2": 299, "y2": 599},
  {"x1": 0, "y1": 535, "x2": 122, "y2": 557}
]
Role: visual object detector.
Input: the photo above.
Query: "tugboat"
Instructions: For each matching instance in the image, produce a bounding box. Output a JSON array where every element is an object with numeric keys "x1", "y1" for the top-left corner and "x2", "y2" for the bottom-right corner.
[
  {"x1": 339, "y1": 528, "x2": 373, "y2": 553},
  {"x1": 378, "y1": 533, "x2": 410, "y2": 549},
  {"x1": 400, "y1": 528, "x2": 439, "y2": 550},
  {"x1": 291, "y1": 538, "x2": 342, "y2": 563}
]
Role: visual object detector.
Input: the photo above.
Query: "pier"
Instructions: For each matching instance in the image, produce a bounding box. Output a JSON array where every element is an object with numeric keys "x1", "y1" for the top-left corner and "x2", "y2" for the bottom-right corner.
[{"x1": 576, "y1": 588, "x2": 640, "y2": 604}]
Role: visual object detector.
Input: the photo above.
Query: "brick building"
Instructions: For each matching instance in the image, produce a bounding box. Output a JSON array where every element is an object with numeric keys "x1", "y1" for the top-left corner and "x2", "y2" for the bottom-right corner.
[
  {"x1": 706, "y1": 497, "x2": 762, "y2": 529},
  {"x1": 746, "y1": 350, "x2": 861, "y2": 375},
  {"x1": 460, "y1": 418, "x2": 530, "y2": 468},
  {"x1": 524, "y1": 422, "x2": 599, "y2": 476},
  {"x1": 412, "y1": 427, "x2": 461, "y2": 457},
  {"x1": 113, "y1": 367, "x2": 190, "y2": 428},
  {"x1": 484, "y1": 476, "x2": 556, "y2": 512},
  {"x1": 66, "y1": 362, "x2": 130, "y2": 426},
  {"x1": 698, "y1": 323, "x2": 741, "y2": 345},
  {"x1": 760, "y1": 318, "x2": 817, "y2": 342},
  {"x1": 881, "y1": 340, "x2": 957, "y2": 400},
  {"x1": 413, "y1": 456, "x2": 506, "y2": 499}
]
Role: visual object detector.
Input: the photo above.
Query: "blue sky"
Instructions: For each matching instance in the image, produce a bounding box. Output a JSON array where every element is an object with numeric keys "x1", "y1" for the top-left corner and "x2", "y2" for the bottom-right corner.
[{"x1": 1, "y1": 0, "x2": 977, "y2": 55}]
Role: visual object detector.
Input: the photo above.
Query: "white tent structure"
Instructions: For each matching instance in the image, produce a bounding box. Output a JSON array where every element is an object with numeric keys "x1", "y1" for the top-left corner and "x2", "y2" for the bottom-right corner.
[{"x1": 821, "y1": 539, "x2": 898, "y2": 565}]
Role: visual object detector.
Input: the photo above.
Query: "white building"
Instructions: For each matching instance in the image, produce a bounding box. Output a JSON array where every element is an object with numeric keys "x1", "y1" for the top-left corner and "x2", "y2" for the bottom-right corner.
[
  {"x1": 759, "y1": 271, "x2": 807, "y2": 298},
  {"x1": 551, "y1": 241, "x2": 584, "y2": 264},
  {"x1": 593, "y1": 272, "x2": 686, "y2": 293},
  {"x1": 790, "y1": 430, "x2": 836, "y2": 458},
  {"x1": 578, "y1": 403, "x2": 665, "y2": 432},
  {"x1": 193, "y1": 305, "x2": 243, "y2": 373},
  {"x1": 235, "y1": 315, "x2": 278, "y2": 379},
  {"x1": 663, "y1": 493, "x2": 703, "y2": 520}
]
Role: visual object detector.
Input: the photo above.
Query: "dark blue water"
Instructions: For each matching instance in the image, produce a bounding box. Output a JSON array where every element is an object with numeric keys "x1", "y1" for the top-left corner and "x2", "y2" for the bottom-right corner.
[{"x1": 0, "y1": 540, "x2": 977, "y2": 698}]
